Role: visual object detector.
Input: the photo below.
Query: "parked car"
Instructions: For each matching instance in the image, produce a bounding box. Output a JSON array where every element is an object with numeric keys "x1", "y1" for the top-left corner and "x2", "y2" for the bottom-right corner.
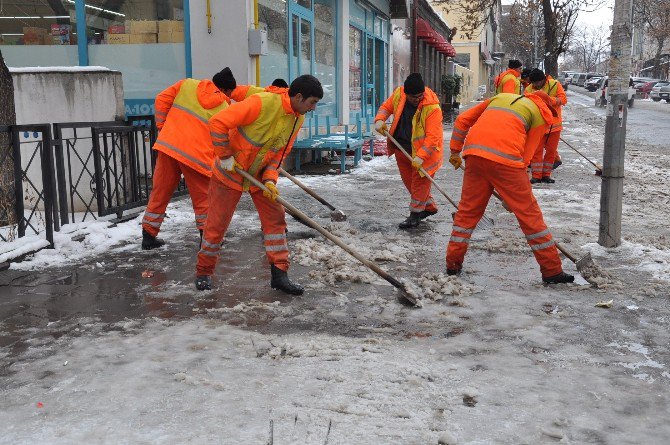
[
  {"x1": 656, "y1": 84, "x2": 670, "y2": 102},
  {"x1": 650, "y1": 81, "x2": 670, "y2": 101},
  {"x1": 595, "y1": 76, "x2": 635, "y2": 108},
  {"x1": 634, "y1": 79, "x2": 661, "y2": 97},
  {"x1": 561, "y1": 71, "x2": 576, "y2": 86},
  {"x1": 573, "y1": 72, "x2": 588, "y2": 87},
  {"x1": 585, "y1": 76, "x2": 602, "y2": 91}
]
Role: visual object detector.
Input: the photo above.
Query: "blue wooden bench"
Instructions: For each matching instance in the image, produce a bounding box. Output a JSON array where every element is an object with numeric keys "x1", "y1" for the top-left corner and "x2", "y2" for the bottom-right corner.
[{"x1": 292, "y1": 115, "x2": 365, "y2": 173}]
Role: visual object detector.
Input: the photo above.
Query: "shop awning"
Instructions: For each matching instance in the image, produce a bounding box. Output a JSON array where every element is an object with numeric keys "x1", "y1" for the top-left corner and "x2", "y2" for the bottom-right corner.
[{"x1": 416, "y1": 18, "x2": 456, "y2": 57}]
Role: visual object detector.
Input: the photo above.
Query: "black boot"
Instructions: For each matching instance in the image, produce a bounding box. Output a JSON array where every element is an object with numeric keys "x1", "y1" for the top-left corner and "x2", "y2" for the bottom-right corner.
[
  {"x1": 195, "y1": 275, "x2": 212, "y2": 290},
  {"x1": 541, "y1": 176, "x2": 555, "y2": 184},
  {"x1": 398, "y1": 213, "x2": 422, "y2": 229},
  {"x1": 417, "y1": 209, "x2": 438, "y2": 220},
  {"x1": 553, "y1": 159, "x2": 562, "y2": 169},
  {"x1": 542, "y1": 272, "x2": 574, "y2": 284},
  {"x1": 142, "y1": 229, "x2": 165, "y2": 250},
  {"x1": 446, "y1": 268, "x2": 461, "y2": 276},
  {"x1": 270, "y1": 265, "x2": 304, "y2": 295},
  {"x1": 530, "y1": 177, "x2": 542, "y2": 184}
]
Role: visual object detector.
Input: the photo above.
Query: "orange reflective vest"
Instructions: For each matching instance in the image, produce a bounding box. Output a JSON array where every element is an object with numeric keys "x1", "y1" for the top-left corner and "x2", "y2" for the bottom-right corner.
[
  {"x1": 494, "y1": 69, "x2": 522, "y2": 94},
  {"x1": 209, "y1": 90, "x2": 304, "y2": 191},
  {"x1": 450, "y1": 93, "x2": 553, "y2": 168},
  {"x1": 524, "y1": 76, "x2": 566, "y2": 132},
  {"x1": 230, "y1": 85, "x2": 288, "y2": 102},
  {"x1": 153, "y1": 79, "x2": 230, "y2": 177},
  {"x1": 374, "y1": 86, "x2": 444, "y2": 175}
]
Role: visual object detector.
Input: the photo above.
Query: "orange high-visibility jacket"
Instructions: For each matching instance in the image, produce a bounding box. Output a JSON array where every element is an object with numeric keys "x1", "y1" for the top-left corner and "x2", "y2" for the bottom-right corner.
[
  {"x1": 209, "y1": 90, "x2": 304, "y2": 192},
  {"x1": 494, "y1": 69, "x2": 521, "y2": 94},
  {"x1": 450, "y1": 93, "x2": 554, "y2": 168},
  {"x1": 524, "y1": 76, "x2": 566, "y2": 132},
  {"x1": 230, "y1": 85, "x2": 288, "y2": 102},
  {"x1": 154, "y1": 79, "x2": 231, "y2": 177},
  {"x1": 374, "y1": 86, "x2": 444, "y2": 175}
]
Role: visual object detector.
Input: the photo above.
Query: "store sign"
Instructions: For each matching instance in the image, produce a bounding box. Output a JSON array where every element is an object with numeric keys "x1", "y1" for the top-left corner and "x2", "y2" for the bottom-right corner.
[{"x1": 125, "y1": 99, "x2": 155, "y2": 116}]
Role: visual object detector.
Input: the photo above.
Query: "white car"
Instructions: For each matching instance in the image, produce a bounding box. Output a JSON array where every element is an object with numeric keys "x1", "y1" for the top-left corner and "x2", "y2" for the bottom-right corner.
[
  {"x1": 595, "y1": 76, "x2": 635, "y2": 108},
  {"x1": 650, "y1": 81, "x2": 670, "y2": 101}
]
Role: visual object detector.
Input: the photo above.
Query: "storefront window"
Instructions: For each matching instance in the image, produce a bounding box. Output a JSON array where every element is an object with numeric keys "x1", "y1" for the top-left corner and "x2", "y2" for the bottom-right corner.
[
  {"x1": 349, "y1": 26, "x2": 362, "y2": 114},
  {"x1": 85, "y1": 0, "x2": 186, "y2": 115},
  {"x1": 259, "y1": 0, "x2": 289, "y2": 87},
  {"x1": 0, "y1": 0, "x2": 78, "y2": 66},
  {"x1": 296, "y1": 0, "x2": 312, "y2": 9},
  {"x1": 349, "y1": 0, "x2": 365, "y2": 28},
  {"x1": 314, "y1": 0, "x2": 335, "y2": 117}
]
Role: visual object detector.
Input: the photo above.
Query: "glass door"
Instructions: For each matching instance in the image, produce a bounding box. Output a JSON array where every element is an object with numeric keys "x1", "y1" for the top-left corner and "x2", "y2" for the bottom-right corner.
[
  {"x1": 364, "y1": 35, "x2": 375, "y2": 118},
  {"x1": 289, "y1": 12, "x2": 314, "y2": 81},
  {"x1": 349, "y1": 26, "x2": 363, "y2": 116}
]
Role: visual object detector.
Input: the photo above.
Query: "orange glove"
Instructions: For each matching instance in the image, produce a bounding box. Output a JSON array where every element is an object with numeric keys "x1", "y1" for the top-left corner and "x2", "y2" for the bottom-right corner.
[
  {"x1": 374, "y1": 120, "x2": 388, "y2": 136},
  {"x1": 449, "y1": 152, "x2": 462, "y2": 170},
  {"x1": 263, "y1": 181, "x2": 279, "y2": 202}
]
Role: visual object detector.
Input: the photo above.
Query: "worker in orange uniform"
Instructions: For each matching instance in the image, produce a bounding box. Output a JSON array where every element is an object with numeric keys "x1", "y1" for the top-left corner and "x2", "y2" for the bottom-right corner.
[
  {"x1": 446, "y1": 91, "x2": 574, "y2": 284},
  {"x1": 195, "y1": 75, "x2": 323, "y2": 293},
  {"x1": 525, "y1": 68, "x2": 567, "y2": 184},
  {"x1": 230, "y1": 78, "x2": 289, "y2": 102},
  {"x1": 494, "y1": 60, "x2": 523, "y2": 94},
  {"x1": 374, "y1": 73, "x2": 444, "y2": 229},
  {"x1": 141, "y1": 67, "x2": 237, "y2": 250},
  {"x1": 520, "y1": 68, "x2": 532, "y2": 92}
]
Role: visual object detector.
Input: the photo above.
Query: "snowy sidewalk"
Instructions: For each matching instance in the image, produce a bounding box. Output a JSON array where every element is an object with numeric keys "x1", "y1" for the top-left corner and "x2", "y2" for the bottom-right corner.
[{"x1": 1, "y1": 100, "x2": 670, "y2": 443}]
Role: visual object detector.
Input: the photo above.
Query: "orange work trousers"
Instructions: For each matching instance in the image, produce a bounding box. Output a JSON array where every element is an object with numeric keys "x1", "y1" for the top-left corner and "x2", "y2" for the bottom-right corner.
[
  {"x1": 196, "y1": 177, "x2": 289, "y2": 277},
  {"x1": 446, "y1": 156, "x2": 563, "y2": 278},
  {"x1": 142, "y1": 151, "x2": 210, "y2": 237},
  {"x1": 531, "y1": 131, "x2": 561, "y2": 179},
  {"x1": 395, "y1": 151, "x2": 438, "y2": 213}
]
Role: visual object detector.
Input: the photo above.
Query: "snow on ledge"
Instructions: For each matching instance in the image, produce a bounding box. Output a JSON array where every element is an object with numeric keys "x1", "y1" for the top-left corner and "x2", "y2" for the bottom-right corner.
[
  {"x1": 9, "y1": 66, "x2": 115, "y2": 74},
  {"x1": 0, "y1": 238, "x2": 50, "y2": 263}
]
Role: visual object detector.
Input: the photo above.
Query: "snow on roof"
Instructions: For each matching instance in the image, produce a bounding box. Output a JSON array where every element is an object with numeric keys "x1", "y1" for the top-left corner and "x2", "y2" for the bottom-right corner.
[{"x1": 9, "y1": 66, "x2": 115, "y2": 73}]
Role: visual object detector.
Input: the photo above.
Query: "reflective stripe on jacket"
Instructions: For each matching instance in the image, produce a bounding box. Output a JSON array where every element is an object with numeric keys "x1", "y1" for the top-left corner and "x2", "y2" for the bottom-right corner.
[
  {"x1": 450, "y1": 93, "x2": 553, "y2": 168},
  {"x1": 209, "y1": 90, "x2": 304, "y2": 192},
  {"x1": 153, "y1": 79, "x2": 230, "y2": 176},
  {"x1": 494, "y1": 69, "x2": 521, "y2": 94},
  {"x1": 524, "y1": 76, "x2": 566, "y2": 132},
  {"x1": 374, "y1": 86, "x2": 444, "y2": 175}
]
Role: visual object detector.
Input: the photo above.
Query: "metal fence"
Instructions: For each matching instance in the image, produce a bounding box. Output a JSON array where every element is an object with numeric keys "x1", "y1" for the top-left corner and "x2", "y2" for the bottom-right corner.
[{"x1": 0, "y1": 118, "x2": 177, "y2": 254}]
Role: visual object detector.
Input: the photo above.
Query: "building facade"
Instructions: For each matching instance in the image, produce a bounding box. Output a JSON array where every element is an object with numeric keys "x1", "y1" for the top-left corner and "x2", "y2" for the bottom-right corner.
[{"x1": 1, "y1": 0, "x2": 414, "y2": 123}]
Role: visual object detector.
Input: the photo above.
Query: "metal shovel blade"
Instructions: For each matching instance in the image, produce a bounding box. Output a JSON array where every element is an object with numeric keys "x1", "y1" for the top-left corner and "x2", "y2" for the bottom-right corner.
[
  {"x1": 575, "y1": 251, "x2": 595, "y2": 274},
  {"x1": 330, "y1": 209, "x2": 347, "y2": 222}
]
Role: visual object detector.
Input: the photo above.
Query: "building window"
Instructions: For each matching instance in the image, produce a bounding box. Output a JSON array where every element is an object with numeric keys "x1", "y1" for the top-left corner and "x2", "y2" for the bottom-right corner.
[
  {"x1": 349, "y1": 26, "x2": 362, "y2": 114},
  {"x1": 86, "y1": 0, "x2": 186, "y2": 114},
  {"x1": 0, "y1": 0, "x2": 79, "y2": 66},
  {"x1": 314, "y1": 0, "x2": 336, "y2": 117},
  {"x1": 260, "y1": 0, "x2": 289, "y2": 87}
]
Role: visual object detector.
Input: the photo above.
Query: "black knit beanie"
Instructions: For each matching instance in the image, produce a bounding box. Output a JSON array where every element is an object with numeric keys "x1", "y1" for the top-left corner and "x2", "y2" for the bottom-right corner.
[
  {"x1": 508, "y1": 59, "x2": 523, "y2": 69},
  {"x1": 213, "y1": 67, "x2": 236, "y2": 91},
  {"x1": 529, "y1": 68, "x2": 546, "y2": 82},
  {"x1": 404, "y1": 73, "x2": 425, "y2": 95},
  {"x1": 521, "y1": 68, "x2": 532, "y2": 79}
]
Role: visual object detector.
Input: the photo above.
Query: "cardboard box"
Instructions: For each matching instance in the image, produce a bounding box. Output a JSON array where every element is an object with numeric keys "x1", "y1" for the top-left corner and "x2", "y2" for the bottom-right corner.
[
  {"x1": 127, "y1": 20, "x2": 158, "y2": 34},
  {"x1": 23, "y1": 27, "x2": 48, "y2": 44},
  {"x1": 108, "y1": 25, "x2": 126, "y2": 34},
  {"x1": 158, "y1": 20, "x2": 184, "y2": 33},
  {"x1": 158, "y1": 31, "x2": 184, "y2": 43},
  {"x1": 107, "y1": 33, "x2": 130, "y2": 44},
  {"x1": 129, "y1": 33, "x2": 157, "y2": 44}
]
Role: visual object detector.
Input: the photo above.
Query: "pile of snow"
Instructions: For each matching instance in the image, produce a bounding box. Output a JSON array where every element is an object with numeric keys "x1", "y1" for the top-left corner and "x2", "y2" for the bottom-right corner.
[
  {"x1": 402, "y1": 272, "x2": 476, "y2": 304},
  {"x1": 292, "y1": 222, "x2": 416, "y2": 286}
]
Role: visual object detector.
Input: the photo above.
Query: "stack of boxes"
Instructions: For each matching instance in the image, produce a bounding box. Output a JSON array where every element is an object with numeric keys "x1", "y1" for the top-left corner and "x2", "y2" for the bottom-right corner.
[
  {"x1": 158, "y1": 20, "x2": 185, "y2": 43},
  {"x1": 106, "y1": 20, "x2": 184, "y2": 44},
  {"x1": 23, "y1": 27, "x2": 49, "y2": 45}
]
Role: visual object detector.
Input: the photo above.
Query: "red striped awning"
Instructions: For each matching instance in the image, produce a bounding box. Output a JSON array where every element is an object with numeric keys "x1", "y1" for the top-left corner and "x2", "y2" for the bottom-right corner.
[{"x1": 415, "y1": 18, "x2": 456, "y2": 57}]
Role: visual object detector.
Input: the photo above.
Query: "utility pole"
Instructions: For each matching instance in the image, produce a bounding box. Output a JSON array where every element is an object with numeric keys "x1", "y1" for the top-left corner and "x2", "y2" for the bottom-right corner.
[{"x1": 599, "y1": 0, "x2": 633, "y2": 247}]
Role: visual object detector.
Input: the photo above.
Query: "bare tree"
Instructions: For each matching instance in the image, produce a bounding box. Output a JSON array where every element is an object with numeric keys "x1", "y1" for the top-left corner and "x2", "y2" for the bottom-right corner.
[
  {"x1": 565, "y1": 25, "x2": 610, "y2": 72},
  {"x1": 433, "y1": 0, "x2": 499, "y2": 40},
  {"x1": 0, "y1": 50, "x2": 16, "y2": 228},
  {"x1": 500, "y1": 2, "x2": 539, "y2": 66},
  {"x1": 633, "y1": 0, "x2": 670, "y2": 79}
]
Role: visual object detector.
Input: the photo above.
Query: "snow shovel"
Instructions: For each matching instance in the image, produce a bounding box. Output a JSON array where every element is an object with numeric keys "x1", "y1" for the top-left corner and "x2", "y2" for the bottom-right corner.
[
  {"x1": 235, "y1": 166, "x2": 420, "y2": 306},
  {"x1": 384, "y1": 131, "x2": 495, "y2": 229},
  {"x1": 278, "y1": 167, "x2": 347, "y2": 221},
  {"x1": 560, "y1": 137, "x2": 603, "y2": 176}
]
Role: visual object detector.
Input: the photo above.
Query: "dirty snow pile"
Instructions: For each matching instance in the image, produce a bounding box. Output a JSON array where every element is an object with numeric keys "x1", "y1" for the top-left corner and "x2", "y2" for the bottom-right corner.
[
  {"x1": 402, "y1": 272, "x2": 476, "y2": 304},
  {"x1": 291, "y1": 222, "x2": 416, "y2": 286},
  {"x1": 471, "y1": 228, "x2": 529, "y2": 254}
]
